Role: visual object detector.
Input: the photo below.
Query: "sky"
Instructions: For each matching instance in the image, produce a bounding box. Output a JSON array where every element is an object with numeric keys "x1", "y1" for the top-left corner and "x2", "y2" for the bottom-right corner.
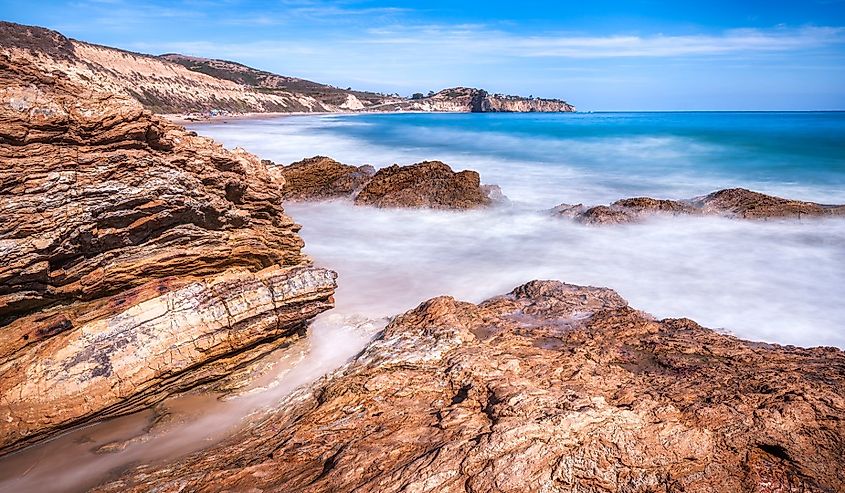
[{"x1": 2, "y1": 0, "x2": 845, "y2": 110}]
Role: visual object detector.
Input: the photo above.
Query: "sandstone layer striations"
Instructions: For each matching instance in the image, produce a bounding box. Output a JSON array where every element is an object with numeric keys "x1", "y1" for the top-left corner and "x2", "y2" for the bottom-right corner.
[
  {"x1": 555, "y1": 188, "x2": 845, "y2": 225},
  {"x1": 96, "y1": 280, "x2": 845, "y2": 492},
  {"x1": 0, "y1": 54, "x2": 336, "y2": 454}
]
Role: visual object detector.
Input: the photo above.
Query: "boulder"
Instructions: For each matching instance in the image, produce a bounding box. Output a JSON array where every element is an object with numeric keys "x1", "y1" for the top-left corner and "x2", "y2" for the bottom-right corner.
[
  {"x1": 354, "y1": 161, "x2": 492, "y2": 209},
  {"x1": 556, "y1": 189, "x2": 845, "y2": 225},
  {"x1": 278, "y1": 156, "x2": 374, "y2": 201}
]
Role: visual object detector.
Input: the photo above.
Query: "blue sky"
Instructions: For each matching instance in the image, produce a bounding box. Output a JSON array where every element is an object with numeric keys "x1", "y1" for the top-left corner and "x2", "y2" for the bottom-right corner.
[{"x1": 2, "y1": 0, "x2": 845, "y2": 110}]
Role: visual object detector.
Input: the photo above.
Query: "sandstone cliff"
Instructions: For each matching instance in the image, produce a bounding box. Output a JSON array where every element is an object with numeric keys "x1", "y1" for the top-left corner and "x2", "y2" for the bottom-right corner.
[
  {"x1": 0, "y1": 53, "x2": 336, "y2": 454},
  {"x1": 95, "y1": 280, "x2": 845, "y2": 492},
  {"x1": 160, "y1": 54, "x2": 402, "y2": 110},
  {"x1": 0, "y1": 22, "x2": 575, "y2": 115},
  {"x1": 0, "y1": 22, "x2": 336, "y2": 114},
  {"x1": 554, "y1": 188, "x2": 845, "y2": 225}
]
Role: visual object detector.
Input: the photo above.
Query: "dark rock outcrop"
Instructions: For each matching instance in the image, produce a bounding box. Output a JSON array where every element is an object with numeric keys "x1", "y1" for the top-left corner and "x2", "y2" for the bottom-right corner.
[
  {"x1": 277, "y1": 156, "x2": 375, "y2": 201},
  {"x1": 0, "y1": 54, "x2": 335, "y2": 454},
  {"x1": 556, "y1": 189, "x2": 845, "y2": 225},
  {"x1": 354, "y1": 161, "x2": 493, "y2": 209},
  {"x1": 95, "y1": 280, "x2": 845, "y2": 492}
]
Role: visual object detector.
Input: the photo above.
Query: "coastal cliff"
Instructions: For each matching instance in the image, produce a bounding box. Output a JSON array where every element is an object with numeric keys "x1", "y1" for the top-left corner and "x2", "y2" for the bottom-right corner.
[
  {"x1": 0, "y1": 53, "x2": 336, "y2": 454},
  {"x1": 368, "y1": 87, "x2": 575, "y2": 113},
  {"x1": 95, "y1": 280, "x2": 845, "y2": 492},
  {"x1": 0, "y1": 21, "x2": 575, "y2": 115}
]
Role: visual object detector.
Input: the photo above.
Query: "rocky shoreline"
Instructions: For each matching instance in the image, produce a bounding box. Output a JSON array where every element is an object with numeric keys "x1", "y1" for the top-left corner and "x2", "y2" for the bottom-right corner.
[{"x1": 2, "y1": 37, "x2": 845, "y2": 493}]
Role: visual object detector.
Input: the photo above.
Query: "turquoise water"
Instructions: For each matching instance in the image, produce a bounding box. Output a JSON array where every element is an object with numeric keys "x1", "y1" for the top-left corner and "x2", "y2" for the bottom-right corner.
[
  {"x1": 192, "y1": 113, "x2": 845, "y2": 349},
  {"x1": 201, "y1": 111, "x2": 845, "y2": 207}
]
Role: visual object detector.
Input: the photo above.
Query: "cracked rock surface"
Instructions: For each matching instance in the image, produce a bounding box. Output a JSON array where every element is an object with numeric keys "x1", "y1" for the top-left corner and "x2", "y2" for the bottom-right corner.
[
  {"x1": 96, "y1": 280, "x2": 845, "y2": 493},
  {"x1": 0, "y1": 54, "x2": 336, "y2": 454}
]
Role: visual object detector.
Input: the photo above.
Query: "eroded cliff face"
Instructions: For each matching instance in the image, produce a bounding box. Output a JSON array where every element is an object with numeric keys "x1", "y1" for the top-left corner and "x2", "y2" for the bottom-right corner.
[
  {"x1": 0, "y1": 54, "x2": 336, "y2": 454},
  {"x1": 94, "y1": 280, "x2": 845, "y2": 492},
  {"x1": 365, "y1": 87, "x2": 576, "y2": 113},
  {"x1": 0, "y1": 22, "x2": 576, "y2": 115},
  {"x1": 0, "y1": 22, "x2": 336, "y2": 114}
]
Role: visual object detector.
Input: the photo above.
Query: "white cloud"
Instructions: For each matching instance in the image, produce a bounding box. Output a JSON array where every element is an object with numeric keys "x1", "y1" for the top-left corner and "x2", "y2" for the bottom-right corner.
[{"x1": 358, "y1": 25, "x2": 845, "y2": 58}]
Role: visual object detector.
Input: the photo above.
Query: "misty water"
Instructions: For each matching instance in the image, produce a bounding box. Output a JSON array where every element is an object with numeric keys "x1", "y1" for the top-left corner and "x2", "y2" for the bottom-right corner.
[
  {"x1": 2, "y1": 112, "x2": 843, "y2": 492},
  {"x1": 204, "y1": 111, "x2": 845, "y2": 348}
]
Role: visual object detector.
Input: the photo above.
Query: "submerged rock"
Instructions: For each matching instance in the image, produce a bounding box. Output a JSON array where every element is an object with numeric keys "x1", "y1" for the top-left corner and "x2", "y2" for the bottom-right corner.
[
  {"x1": 0, "y1": 54, "x2": 335, "y2": 454},
  {"x1": 694, "y1": 188, "x2": 845, "y2": 219},
  {"x1": 274, "y1": 157, "x2": 498, "y2": 209},
  {"x1": 97, "y1": 280, "x2": 845, "y2": 492},
  {"x1": 557, "y1": 188, "x2": 845, "y2": 225},
  {"x1": 278, "y1": 156, "x2": 375, "y2": 201},
  {"x1": 354, "y1": 161, "x2": 493, "y2": 209}
]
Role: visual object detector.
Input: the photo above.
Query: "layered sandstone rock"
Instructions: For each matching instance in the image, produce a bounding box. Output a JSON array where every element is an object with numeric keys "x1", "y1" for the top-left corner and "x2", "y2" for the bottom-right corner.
[
  {"x1": 556, "y1": 188, "x2": 845, "y2": 225},
  {"x1": 0, "y1": 54, "x2": 335, "y2": 453},
  {"x1": 354, "y1": 161, "x2": 493, "y2": 209},
  {"x1": 277, "y1": 156, "x2": 375, "y2": 201},
  {"x1": 96, "y1": 280, "x2": 845, "y2": 492}
]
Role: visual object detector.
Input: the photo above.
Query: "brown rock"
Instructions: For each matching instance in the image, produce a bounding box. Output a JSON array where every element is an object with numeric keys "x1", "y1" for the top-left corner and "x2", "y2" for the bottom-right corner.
[
  {"x1": 576, "y1": 205, "x2": 637, "y2": 225},
  {"x1": 559, "y1": 189, "x2": 844, "y2": 225},
  {"x1": 278, "y1": 156, "x2": 375, "y2": 201},
  {"x1": 354, "y1": 161, "x2": 492, "y2": 209},
  {"x1": 96, "y1": 280, "x2": 845, "y2": 493},
  {"x1": 612, "y1": 196, "x2": 698, "y2": 215},
  {"x1": 694, "y1": 188, "x2": 845, "y2": 219},
  {"x1": 0, "y1": 54, "x2": 335, "y2": 453}
]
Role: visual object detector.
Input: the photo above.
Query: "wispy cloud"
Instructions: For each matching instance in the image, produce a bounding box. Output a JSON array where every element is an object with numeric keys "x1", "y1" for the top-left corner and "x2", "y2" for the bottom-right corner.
[{"x1": 360, "y1": 25, "x2": 845, "y2": 58}]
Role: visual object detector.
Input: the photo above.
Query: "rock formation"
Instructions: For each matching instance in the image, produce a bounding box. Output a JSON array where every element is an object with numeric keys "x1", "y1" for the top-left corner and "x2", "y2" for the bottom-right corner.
[
  {"x1": 95, "y1": 280, "x2": 845, "y2": 492},
  {"x1": 369, "y1": 87, "x2": 576, "y2": 113},
  {"x1": 273, "y1": 157, "x2": 496, "y2": 209},
  {"x1": 555, "y1": 188, "x2": 845, "y2": 225},
  {"x1": 694, "y1": 188, "x2": 845, "y2": 219},
  {"x1": 277, "y1": 156, "x2": 375, "y2": 201},
  {"x1": 1, "y1": 22, "x2": 576, "y2": 115},
  {"x1": 0, "y1": 54, "x2": 335, "y2": 454},
  {"x1": 354, "y1": 161, "x2": 493, "y2": 209}
]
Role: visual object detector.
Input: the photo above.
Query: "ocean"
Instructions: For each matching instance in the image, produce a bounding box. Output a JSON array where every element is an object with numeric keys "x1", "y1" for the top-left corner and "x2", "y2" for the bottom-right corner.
[
  {"x1": 4, "y1": 111, "x2": 844, "y2": 493},
  {"x1": 191, "y1": 112, "x2": 845, "y2": 349}
]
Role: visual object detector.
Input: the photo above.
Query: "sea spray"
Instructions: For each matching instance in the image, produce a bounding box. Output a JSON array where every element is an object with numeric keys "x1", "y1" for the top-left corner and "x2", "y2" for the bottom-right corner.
[{"x1": 0, "y1": 314, "x2": 385, "y2": 493}]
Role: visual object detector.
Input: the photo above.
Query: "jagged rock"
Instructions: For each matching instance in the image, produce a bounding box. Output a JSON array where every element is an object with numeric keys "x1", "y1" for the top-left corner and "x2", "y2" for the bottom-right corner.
[
  {"x1": 612, "y1": 197, "x2": 699, "y2": 215},
  {"x1": 694, "y1": 188, "x2": 845, "y2": 219},
  {"x1": 354, "y1": 161, "x2": 493, "y2": 209},
  {"x1": 0, "y1": 54, "x2": 336, "y2": 453},
  {"x1": 278, "y1": 156, "x2": 375, "y2": 201},
  {"x1": 95, "y1": 280, "x2": 845, "y2": 492},
  {"x1": 575, "y1": 205, "x2": 637, "y2": 225},
  {"x1": 558, "y1": 189, "x2": 845, "y2": 225}
]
